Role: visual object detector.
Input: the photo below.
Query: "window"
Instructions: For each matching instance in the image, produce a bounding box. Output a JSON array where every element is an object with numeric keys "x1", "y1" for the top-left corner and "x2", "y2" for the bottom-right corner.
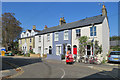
[
  {"x1": 56, "y1": 46, "x2": 61, "y2": 55},
  {"x1": 30, "y1": 38, "x2": 32, "y2": 43},
  {"x1": 22, "y1": 34, "x2": 24, "y2": 38},
  {"x1": 76, "y1": 29, "x2": 81, "y2": 38},
  {"x1": 25, "y1": 39, "x2": 26, "y2": 42},
  {"x1": 64, "y1": 31, "x2": 68, "y2": 40},
  {"x1": 20, "y1": 40, "x2": 22, "y2": 44},
  {"x1": 39, "y1": 36, "x2": 41, "y2": 42},
  {"x1": 90, "y1": 26, "x2": 96, "y2": 36},
  {"x1": 25, "y1": 47, "x2": 26, "y2": 50},
  {"x1": 55, "y1": 33, "x2": 59, "y2": 41},
  {"x1": 47, "y1": 34, "x2": 50, "y2": 41},
  {"x1": 27, "y1": 33, "x2": 29, "y2": 37},
  {"x1": 29, "y1": 46, "x2": 32, "y2": 51}
]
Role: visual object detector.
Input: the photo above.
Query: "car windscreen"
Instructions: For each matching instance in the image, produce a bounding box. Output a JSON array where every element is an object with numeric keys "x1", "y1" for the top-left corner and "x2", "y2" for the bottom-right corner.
[{"x1": 110, "y1": 52, "x2": 120, "y2": 55}]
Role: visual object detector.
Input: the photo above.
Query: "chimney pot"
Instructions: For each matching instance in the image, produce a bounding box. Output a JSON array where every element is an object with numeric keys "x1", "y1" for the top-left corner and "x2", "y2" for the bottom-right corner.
[
  {"x1": 44, "y1": 25, "x2": 48, "y2": 29},
  {"x1": 33, "y1": 25, "x2": 36, "y2": 30}
]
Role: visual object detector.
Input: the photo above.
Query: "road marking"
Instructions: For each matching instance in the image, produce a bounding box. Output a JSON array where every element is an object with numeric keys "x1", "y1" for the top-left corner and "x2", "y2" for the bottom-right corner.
[
  {"x1": 87, "y1": 66, "x2": 93, "y2": 68},
  {"x1": 60, "y1": 68, "x2": 65, "y2": 79}
]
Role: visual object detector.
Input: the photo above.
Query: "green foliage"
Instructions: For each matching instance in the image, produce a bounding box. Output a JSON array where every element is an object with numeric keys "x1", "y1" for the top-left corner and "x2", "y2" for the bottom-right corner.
[
  {"x1": 101, "y1": 58, "x2": 106, "y2": 64},
  {"x1": 61, "y1": 54, "x2": 65, "y2": 60},
  {"x1": 110, "y1": 36, "x2": 120, "y2": 41},
  {"x1": 29, "y1": 49, "x2": 35, "y2": 54},
  {"x1": 110, "y1": 46, "x2": 120, "y2": 51},
  {"x1": 24, "y1": 53, "x2": 30, "y2": 57},
  {"x1": 94, "y1": 40, "x2": 102, "y2": 55},
  {"x1": 78, "y1": 36, "x2": 88, "y2": 56},
  {"x1": 78, "y1": 36, "x2": 102, "y2": 56},
  {"x1": 2, "y1": 12, "x2": 23, "y2": 50}
]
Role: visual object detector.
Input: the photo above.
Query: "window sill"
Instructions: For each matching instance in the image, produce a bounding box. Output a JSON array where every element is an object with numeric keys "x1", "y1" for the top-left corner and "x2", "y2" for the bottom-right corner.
[
  {"x1": 64, "y1": 39, "x2": 68, "y2": 41},
  {"x1": 54, "y1": 40, "x2": 59, "y2": 42}
]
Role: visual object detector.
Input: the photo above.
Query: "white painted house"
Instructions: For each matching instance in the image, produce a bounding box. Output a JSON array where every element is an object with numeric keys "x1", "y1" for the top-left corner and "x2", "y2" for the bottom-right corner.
[
  {"x1": 19, "y1": 25, "x2": 40, "y2": 54},
  {"x1": 34, "y1": 25, "x2": 53, "y2": 57},
  {"x1": 33, "y1": 5, "x2": 109, "y2": 61}
]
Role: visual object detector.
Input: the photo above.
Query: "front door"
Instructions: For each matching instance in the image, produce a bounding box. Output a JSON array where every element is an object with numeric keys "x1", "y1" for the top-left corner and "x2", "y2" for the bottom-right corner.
[
  {"x1": 87, "y1": 45, "x2": 91, "y2": 55},
  {"x1": 73, "y1": 45, "x2": 77, "y2": 55},
  {"x1": 49, "y1": 46, "x2": 52, "y2": 54}
]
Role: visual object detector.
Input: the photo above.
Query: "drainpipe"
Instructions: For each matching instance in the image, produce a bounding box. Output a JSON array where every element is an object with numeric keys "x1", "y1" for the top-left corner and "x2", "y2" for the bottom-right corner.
[
  {"x1": 71, "y1": 30, "x2": 73, "y2": 56},
  {"x1": 92, "y1": 23, "x2": 95, "y2": 57},
  {"x1": 42, "y1": 35, "x2": 44, "y2": 57}
]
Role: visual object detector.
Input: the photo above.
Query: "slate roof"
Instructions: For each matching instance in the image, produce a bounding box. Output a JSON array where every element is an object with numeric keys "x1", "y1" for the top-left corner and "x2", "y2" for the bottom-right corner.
[
  {"x1": 27, "y1": 30, "x2": 31, "y2": 32},
  {"x1": 36, "y1": 15, "x2": 105, "y2": 35},
  {"x1": 33, "y1": 29, "x2": 40, "y2": 32}
]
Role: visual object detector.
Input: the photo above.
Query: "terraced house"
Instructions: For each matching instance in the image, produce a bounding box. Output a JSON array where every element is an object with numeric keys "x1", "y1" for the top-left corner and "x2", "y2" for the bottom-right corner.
[
  {"x1": 34, "y1": 5, "x2": 109, "y2": 60},
  {"x1": 19, "y1": 25, "x2": 40, "y2": 54}
]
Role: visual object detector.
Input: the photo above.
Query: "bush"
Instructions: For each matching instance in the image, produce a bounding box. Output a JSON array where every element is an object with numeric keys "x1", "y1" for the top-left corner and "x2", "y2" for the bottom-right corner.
[
  {"x1": 24, "y1": 53, "x2": 30, "y2": 57},
  {"x1": 101, "y1": 58, "x2": 106, "y2": 64},
  {"x1": 61, "y1": 54, "x2": 65, "y2": 60},
  {"x1": 29, "y1": 50, "x2": 35, "y2": 54}
]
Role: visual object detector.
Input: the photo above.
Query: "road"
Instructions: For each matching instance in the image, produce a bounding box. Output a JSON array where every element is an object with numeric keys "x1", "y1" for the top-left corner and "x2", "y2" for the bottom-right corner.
[{"x1": 2, "y1": 56, "x2": 119, "y2": 79}]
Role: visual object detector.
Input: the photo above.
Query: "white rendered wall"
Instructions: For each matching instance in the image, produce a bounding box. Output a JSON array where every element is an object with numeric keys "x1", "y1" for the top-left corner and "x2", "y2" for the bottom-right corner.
[
  {"x1": 102, "y1": 17, "x2": 110, "y2": 60},
  {"x1": 72, "y1": 24, "x2": 103, "y2": 56}
]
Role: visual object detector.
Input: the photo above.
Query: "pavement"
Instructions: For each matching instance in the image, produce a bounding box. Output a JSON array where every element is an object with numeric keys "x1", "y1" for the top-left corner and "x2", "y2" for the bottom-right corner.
[
  {"x1": 1, "y1": 56, "x2": 120, "y2": 79},
  {"x1": 1, "y1": 61, "x2": 18, "y2": 79}
]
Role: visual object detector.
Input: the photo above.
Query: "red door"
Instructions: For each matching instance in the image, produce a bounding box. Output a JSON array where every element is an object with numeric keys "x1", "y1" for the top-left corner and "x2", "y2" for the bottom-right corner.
[{"x1": 73, "y1": 47, "x2": 77, "y2": 55}]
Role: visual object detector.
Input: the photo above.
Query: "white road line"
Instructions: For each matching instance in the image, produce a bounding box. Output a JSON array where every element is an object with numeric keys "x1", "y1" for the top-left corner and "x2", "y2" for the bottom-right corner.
[{"x1": 60, "y1": 68, "x2": 65, "y2": 79}]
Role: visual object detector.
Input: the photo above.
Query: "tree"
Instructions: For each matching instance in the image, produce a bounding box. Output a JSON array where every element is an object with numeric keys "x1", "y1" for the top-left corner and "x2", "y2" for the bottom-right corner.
[
  {"x1": 110, "y1": 36, "x2": 120, "y2": 41},
  {"x1": 78, "y1": 36, "x2": 102, "y2": 57},
  {"x1": 78, "y1": 36, "x2": 88, "y2": 56},
  {"x1": 2, "y1": 13, "x2": 22, "y2": 50},
  {"x1": 94, "y1": 40, "x2": 102, "y2": 55}
]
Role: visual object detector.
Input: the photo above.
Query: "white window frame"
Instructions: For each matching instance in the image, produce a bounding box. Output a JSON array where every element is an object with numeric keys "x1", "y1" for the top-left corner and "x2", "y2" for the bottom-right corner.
[
  {"x1": 30, "y1": 38, "x2": 32, "y2": 43},
  {"x1": 47, "y1": 34, "x2": 50, "y2": 41},
  {"x1": 64, "y1": 30, "x2": 68, "y2": 40},
  {"x1": 76, "y1": 29, "x2": 81, "y2": 38},
  {"x1": 55, "y1": 32, "x2": 59, "y2": 41},
  {"x1": 20, "y1": 40, "x2": 22, "y2": 44},
  {"x1": 56, "y1": 45, "x2": 61, "y2": 55},
  {"x1": 27, "y1": 33, "x2": 29, "y2": 37},
  {"x1": 90, "y1": 26, "x2": 97, "y2": 37},
  {"x1": 39, "y1": 36, "x2": 41, "y2": 42}
]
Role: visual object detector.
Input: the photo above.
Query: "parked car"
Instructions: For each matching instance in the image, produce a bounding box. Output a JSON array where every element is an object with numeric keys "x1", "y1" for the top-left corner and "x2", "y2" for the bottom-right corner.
[{"x1": 108, "y1": 51, "x2": 120, "y2": 62}]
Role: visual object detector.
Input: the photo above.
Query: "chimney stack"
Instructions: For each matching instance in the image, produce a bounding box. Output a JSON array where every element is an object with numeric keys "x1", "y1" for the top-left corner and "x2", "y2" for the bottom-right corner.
[
  {"x1": 44, "y1": 25, "x2": 48, "y2": 29},
  {"x1": 59, "y1": 17, "x2": 66, "y2": 25},
  {"x1": 102, "y1": 5, "x2": 107, "y2": 17},
  {"x1": 33, "y1": 25, "x2": 36, "y2": 30}
]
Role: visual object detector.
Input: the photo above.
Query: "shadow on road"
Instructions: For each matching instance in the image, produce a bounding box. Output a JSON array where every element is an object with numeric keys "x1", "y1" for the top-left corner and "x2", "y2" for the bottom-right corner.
[
  {"x1": 108, "y1": 61, "x2": 120, "y2": 64},
  {"x1": 78, "y1": 68, "x2": 120, "y2": 80},
  {"x1": 2, "y1": 57, "x2": 42, "y2": 70}
]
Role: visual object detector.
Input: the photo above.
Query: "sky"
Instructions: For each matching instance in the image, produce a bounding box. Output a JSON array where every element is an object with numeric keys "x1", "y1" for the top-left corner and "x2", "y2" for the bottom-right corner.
[{"x1": 2, "y1": 2, "x2": 118, "y2": 37}]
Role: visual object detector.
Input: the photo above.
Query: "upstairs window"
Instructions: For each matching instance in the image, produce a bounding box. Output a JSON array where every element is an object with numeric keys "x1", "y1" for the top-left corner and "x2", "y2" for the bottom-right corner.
[
  {"x1": 39, "y1": 36, "x2": 41, "y2": 42},
  {"x1": 55, "y1": 33, "x2": 59, "y2": 41},
  {"x1": 76, "y1": 29, "x2": 81, "y2": 38},
  {"x1": 27, "y1": 33, "x2": 29, "y2": 37},
  {"x1": 47, "y1": 34, "x2": 50, "y2": 41},
  {"x1": 64, "y1": 31, "x2": 68, "y2": 40},
  {"x1": 30, "y1": 38, "x2": 32, "y2": 43},
  {"x1": 20, "y1": 40, "x2": 22, "y2": 44},
  {"x1": 90, "y1": 26, "x2": 96, "y2": 36}
]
